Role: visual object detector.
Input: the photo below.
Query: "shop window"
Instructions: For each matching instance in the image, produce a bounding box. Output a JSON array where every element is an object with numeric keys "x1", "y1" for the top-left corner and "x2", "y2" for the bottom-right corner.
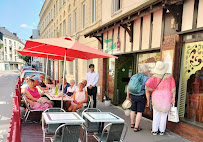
[
  {"x1": 138, "y1": 52, "x2": 161, "y2": 74},
  {"x1": 184, "y1": 68, "x2": 203, "y2": 125},
  {"x1": 178, "y1": 41, "x2": 203, "y2": 127}
]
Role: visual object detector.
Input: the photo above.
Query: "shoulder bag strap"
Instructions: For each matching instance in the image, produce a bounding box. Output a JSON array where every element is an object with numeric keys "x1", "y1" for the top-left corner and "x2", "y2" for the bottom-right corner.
[{"x1": 155, "y1": 73, "x2": 165, "y2": 90}]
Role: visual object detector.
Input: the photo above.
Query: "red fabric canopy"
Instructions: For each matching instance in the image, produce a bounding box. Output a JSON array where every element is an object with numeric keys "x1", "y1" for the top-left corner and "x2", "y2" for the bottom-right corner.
[
  {"x1": 24, "y1": 37, "x2": 117, "y2": 60},
  {"x1": 16, "y1": 49, "x2": 75, "y2": 61}
]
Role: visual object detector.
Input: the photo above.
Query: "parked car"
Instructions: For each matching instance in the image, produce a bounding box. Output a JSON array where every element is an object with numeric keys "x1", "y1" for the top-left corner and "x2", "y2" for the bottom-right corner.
[
  {"x1": 20, "y1": 67, "x2": 36, "y2": 75},
  {"x1": 20, "y1": 70, "x2": 45, "y2": 83}
]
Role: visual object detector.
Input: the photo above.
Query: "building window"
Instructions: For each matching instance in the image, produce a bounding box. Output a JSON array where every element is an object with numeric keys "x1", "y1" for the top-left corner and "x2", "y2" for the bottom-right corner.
[
  {"x1": 5, "y1": 47, "x2": 7, "y2": 53},
  {"x1": 83, "y1": 4, "x2": 86, "y2": 28},
  {"x1": 54, "y1": 5, "x2": 55, "y2": 18},
  {"x1": 69, "y1": 61, "x2": 73, "y2": 75},
  {"x1": 69, "y1": 16, "x2": 71, "y2": 35},
  {"x1": 92, "y1": 0, "x2": 96, "y2": 23},
  {"x1": 14, "y1": 42, "x2": 16, "y2": 47},
  {"x1": 51, "y1": 9, "x2": 52, "y2": 20},
  {"x1": 9, "y1": 40, "x2": 11, "y2": 45},
  {"x1": 113, "y1": 0, "x2": 121, "y2": 13},
  {"x1": 63, "y1": 0, "x2": 66, "y2": 4},
  {"x1": 74, "y1": 11, "x2": 77, "y2": 33},
  {"x1": 4, "y1": 39, "x2": 6, "y2": 44},
  {"x1": 63, "y1": 20, "x2": 66, "y2": 36},
  {"x1": 60, "y1": 23, "x2": 62, "y2": 37}
]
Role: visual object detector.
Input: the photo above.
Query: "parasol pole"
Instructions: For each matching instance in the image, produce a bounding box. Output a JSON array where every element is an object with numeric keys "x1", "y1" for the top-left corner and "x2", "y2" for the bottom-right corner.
[
  {"x1": 45, "y1": 55, "x2": 48, "y2": 84},
  {"x1": 61, "y1": 49, "x2": 67, "y2": 108}
]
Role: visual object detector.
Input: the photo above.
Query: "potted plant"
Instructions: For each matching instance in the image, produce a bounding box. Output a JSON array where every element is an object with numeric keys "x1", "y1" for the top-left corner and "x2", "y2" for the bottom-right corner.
[{"x1": 104, "y1": 91, "x2": 111, "y2": 106}]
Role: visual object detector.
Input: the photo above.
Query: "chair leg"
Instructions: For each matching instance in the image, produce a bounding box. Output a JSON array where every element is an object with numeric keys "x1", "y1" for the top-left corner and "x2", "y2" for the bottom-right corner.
[
  {"x1": 24, "y1": 109, "x2": 28, "y2": 119},
  {"x1": 25, "y1": 111, "x2": 30, "y2": 122}
]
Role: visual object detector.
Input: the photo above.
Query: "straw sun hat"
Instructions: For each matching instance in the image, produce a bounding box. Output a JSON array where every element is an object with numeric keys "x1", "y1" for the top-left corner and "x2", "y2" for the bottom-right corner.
[{"x1": 153, "y1": 61, "x2": 168, "y2": 75}]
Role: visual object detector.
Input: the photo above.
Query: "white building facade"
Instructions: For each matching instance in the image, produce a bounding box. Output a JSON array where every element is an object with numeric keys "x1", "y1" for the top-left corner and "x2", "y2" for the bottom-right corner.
[{"x1": 0, "y1": 27, "x2": 25, "y2": 70}]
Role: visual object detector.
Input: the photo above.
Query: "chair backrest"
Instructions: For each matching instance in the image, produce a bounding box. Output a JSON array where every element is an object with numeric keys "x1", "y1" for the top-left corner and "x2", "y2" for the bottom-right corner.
[
  {"x1": 54, "y1": 124, "x2": 83, "y2": 142},
  {"x1": 82, "y1": 108, "x2": 101, "y2": 132},
  {"x1": 43, "y1": 108, "x2": 65, "y2": 133},
  {"x1": 101, "y1": 123, "x2": 128, "y2": 142}
]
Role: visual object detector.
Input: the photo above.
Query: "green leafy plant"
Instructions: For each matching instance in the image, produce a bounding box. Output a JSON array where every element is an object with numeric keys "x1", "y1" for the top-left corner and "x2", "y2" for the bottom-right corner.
[{"x1": 17, "y1": 53, "x2": 31, "y2": 65}]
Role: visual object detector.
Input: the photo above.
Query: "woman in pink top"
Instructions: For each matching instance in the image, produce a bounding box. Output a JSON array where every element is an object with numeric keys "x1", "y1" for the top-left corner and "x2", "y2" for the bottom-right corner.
[
  {"x1": 68, "y1": 83, "x2": 88, "y2": 112},
  {"x1": 145, "y1": 61, "x2": 176, "y2": 136},
  {"x1": 25, "y1": 76, "x2": 53, "y2": 111}
]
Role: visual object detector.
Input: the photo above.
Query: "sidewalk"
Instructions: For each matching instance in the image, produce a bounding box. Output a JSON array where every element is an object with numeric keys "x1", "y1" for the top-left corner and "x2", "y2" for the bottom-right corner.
[{"x1": 96, "y1": 101, "x2": 190, "y2": 142}]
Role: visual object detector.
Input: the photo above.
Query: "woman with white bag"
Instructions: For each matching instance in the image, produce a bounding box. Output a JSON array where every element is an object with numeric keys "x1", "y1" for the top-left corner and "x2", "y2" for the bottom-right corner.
[{"x1": 145, "y1": 61, "x2": 176, "y2": 136}]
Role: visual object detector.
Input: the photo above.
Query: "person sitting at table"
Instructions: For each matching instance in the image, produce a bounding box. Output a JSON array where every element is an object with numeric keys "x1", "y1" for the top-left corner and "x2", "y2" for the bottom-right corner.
[
  {"x1": 38, "y1": 73, "x2": 48, "y2": 91},
  {"x1": 60, "y1": 77, "x2": 70, "y2": 94},
  {"x1": 64, "y1": 80, "x2": 78, "y2": 111},
  {"x1": 46, "y1": 76, "x2": 55, "y2": 89},
  {"x1": 66, "y1": 80, "x2": 78, "y2": 96},
  {"x1": 21, "y1": 75, "x2": 30, "y2": 94},
  {"x1": 25, "y1": 76, "x2": 53, "y2": 111},
  {"x1": 68, "y1": 82, "x2": 88, "y2": 112}
]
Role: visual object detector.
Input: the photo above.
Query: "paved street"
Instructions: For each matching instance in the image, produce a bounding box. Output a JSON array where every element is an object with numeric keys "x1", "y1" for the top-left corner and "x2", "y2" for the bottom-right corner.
[
  {"x1": 0, "y1": 71, "x2": 19, "y2": 142},
  {"x1": 97, "y1": 101, "x2": 191, "y2": 142}
]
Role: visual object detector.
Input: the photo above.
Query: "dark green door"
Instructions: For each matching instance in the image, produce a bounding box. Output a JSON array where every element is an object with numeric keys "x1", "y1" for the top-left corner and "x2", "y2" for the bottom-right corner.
[{"x1": 116, "y1": 55, "x2": 134, "y2": 104}]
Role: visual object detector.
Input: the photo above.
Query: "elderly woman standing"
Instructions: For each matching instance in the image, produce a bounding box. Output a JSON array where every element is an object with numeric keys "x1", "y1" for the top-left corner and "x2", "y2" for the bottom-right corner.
[
  {"x1": 126, "y1": 64, "x2": 149, "y2": 132},
  {"x1": 145, "y1": 61, "x2": 176, "y2": 136}
]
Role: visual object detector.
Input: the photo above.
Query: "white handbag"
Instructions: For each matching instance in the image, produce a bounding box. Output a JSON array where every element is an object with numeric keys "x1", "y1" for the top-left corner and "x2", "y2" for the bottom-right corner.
[{"x1": 168, "y1": 104, "x2": 179, "y2": 123}]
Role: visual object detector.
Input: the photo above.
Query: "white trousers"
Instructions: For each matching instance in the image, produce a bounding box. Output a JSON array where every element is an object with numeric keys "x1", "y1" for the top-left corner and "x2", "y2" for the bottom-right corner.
[{"x1": 152, "y1": 108, "x2": 168, "y2": 132}]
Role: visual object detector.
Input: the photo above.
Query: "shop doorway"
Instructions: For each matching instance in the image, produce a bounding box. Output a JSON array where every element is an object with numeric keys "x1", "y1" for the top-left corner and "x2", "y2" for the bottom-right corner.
[{"x1": 115, "y1": 55, "x2": 134, "y2": 104}]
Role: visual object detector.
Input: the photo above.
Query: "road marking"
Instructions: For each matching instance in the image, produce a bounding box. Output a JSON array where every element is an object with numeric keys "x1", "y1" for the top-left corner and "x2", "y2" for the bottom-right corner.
[
  {"x1": 0, "y1": 130, "x2": 6, "y2": 134},
  {"x1": 0, "y1": 101, "x2": 6, "y2": 104},
  {"x1": 0, "y1": 116, "x2": 10, "y2": 121}
]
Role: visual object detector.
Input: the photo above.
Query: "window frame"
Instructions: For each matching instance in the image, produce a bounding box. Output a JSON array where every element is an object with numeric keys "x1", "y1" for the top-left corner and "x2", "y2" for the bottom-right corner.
[
  {"x1": 74, "y1": 11, "x2": 77, "y2": 33},
  {"x1": 82, "y1": 3, "x2": 86, "y2": 29},
  {"x1": 112, "y1": 0, "x2": 121, "y2": 15},
  {"x1": 92, "y1": 0, "x2": 96, "y2": 23}
]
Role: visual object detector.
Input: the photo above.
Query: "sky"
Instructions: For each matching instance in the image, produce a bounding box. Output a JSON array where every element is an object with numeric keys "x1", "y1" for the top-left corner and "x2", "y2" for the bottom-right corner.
[{"x1": 0, "y1": 0, "x2": 45, "y2": 43}]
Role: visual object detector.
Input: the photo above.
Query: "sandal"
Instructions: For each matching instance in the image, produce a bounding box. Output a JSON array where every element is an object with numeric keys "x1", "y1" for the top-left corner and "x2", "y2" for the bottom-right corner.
[
  {"x1": 130, "y1": 124, "x2": 135, "y2": 128},
  {"x1": 134, "y1": 127, "x2": 142, "y2": 132}
]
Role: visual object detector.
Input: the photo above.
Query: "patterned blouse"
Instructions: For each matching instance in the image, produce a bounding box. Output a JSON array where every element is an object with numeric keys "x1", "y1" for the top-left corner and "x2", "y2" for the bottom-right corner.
[{"x1": 145, "y1": 73, "x2": 176, "y2": 113}]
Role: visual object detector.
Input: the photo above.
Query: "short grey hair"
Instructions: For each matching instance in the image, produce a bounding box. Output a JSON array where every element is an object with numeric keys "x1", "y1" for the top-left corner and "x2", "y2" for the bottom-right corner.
[
  {"x1": 139, "y1": 64, "x2": 149, "y2": 73},
  {"x1": 70, "y1": 79, "x2": 75, "y2": 84}
]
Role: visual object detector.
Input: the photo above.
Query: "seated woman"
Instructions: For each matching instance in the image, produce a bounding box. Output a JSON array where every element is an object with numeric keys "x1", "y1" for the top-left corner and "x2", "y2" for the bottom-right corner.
[
  {"x1": 68, "y1": 83, "x2": 88, "y2": 112},
  {"x1": 64, "y1": 80, "x2": 78, "y2": 111},
  {"x1": 21, "y1": 75, "x2": 30, "y2": 94},
  {"x1": 25, "y1": 76, "x2": 53, "y2": 111},
  {"x1": 66, "y1": 80, "x2": 78, "y2": 96},
  {"x1": 46, "y1": 76, "x2": 55, "y2": 89}
]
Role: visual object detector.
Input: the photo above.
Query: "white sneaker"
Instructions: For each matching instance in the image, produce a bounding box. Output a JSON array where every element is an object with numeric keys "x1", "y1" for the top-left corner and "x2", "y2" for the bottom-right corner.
[
  {"x1": 159, "y1": 132, "x2": 164, "y2": 136},
  {"x1": 152, "y1": 131, "x2": 158, "y2": 135}
]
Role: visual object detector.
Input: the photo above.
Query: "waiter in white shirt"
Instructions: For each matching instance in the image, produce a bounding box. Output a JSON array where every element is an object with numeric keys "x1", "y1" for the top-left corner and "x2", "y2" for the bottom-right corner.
[{"x1": 86, "y1": 64, "x2": 99, "y2": 108}]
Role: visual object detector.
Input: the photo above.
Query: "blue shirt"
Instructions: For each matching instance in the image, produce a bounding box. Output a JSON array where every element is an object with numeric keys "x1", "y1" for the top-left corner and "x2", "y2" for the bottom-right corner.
[
  {"x1": 60, "y1": 83, "x2": 71, "y2": 94},
  {"x1": 129, "y1": 73, "x2": 149, "y2": 96}
]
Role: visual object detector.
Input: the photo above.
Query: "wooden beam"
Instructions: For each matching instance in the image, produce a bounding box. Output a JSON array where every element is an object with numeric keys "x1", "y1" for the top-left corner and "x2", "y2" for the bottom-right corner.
[
  {"x1": 121, "y1": 23, "x2": 133, "y2": 42},
  {"x1": 163, "y1": 3, "x2": 183, "y2": 32},
  {"x1": 93, "y1": 35, "x2": 102, "y2": 45}
]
